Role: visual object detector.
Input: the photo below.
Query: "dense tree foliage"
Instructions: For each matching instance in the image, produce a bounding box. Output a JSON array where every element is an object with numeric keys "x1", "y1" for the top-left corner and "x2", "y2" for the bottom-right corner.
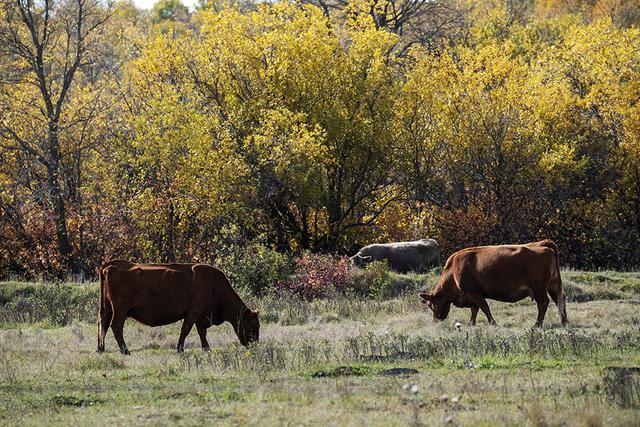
[{"x1": 1, "y1": 0, "x2": 639, "y2": 278}]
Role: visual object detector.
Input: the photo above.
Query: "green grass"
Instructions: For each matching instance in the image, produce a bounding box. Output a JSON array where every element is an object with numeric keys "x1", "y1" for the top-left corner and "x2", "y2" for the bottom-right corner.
[
  {"x1": 563, "y1": 270, "x2": 640, "y2": 301},
  {"x1": 1, "y1": 271, "x2": 640, "y2": 425}
]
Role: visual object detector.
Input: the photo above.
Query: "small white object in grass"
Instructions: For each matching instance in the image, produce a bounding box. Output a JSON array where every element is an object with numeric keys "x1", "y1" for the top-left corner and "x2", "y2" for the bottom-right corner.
[
  {"x1": 403, "y1": 383, "x2": 419, "y2": 394},
  {"x1": 454, "y1": 321, "x2": 462, "y2": 330},
  {"x1": 451, "y1": 396, "x2": 460, "y2": 403}
]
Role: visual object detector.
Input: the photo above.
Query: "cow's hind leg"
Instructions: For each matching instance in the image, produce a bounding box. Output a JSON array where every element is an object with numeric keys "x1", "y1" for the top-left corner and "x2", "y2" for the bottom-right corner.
[
  {"x1": 467, "y1": 294, "x2": 496, "y2": 325},
  {"x1": 469, "y1": 306, "x2": 479, "y2": 326},
  {"x1": 196, "y1": 321, "x2": 210, "y2": 351},
  {"x1": 110, "y1": 311, "x2": 130, "y2": 355},
  {"x1": 534, "y1": 291, "x2": 549, "y2": 327},
  {"x1": 548, "y1": 286, "x2": 568, "y2": 327},
  {"x1": 97, "y1": 300, "x2": 113, "y2": 353},
  {"x1": 177, "y1": 313, "x2": 199, "y2": 353}
]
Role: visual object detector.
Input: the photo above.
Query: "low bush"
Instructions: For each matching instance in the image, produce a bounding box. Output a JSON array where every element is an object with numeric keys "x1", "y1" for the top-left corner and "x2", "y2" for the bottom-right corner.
[
  {"x1": 0, "y1": 282, "x2": 98, "y2": 326},
  {"x1": 348, "y1": 260, "x2": 390, "y2": 298},
  {"x1": 349, "y1": 262, "x2": 435, "y2": 299},
  {"x1": 217, "y1": 244, "x2": 294, "y2": 297},
  {"x1": 279, "y1": 255, "x2": 433, "y2": 301},
  {"x1": 278, "y1": 253, "x2": 351, "y2": 301},
  {"x1": 0, "y1": 281, "x2": 37, "y2": 305}
]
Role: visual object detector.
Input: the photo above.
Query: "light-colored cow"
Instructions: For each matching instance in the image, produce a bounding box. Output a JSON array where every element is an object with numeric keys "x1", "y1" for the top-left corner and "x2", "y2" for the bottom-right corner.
[{"x1": 350, "y1": 239, "x2": 440, "y2": 273}]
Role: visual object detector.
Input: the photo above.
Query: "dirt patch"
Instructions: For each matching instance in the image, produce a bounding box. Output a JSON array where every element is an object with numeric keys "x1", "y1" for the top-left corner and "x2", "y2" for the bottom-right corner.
[
  {"x1": 379, "y1": 367, "x2": 419, "y2": 376},
  {"x1": 51, "y1": 395, "x2": 103, "y2": 407},
  {"x1": 311, "y1": 366, "x2": 370, "y2": 378}
]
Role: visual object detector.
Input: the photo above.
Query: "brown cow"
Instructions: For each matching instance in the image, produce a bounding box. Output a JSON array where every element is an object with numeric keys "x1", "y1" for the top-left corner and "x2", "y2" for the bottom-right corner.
[
  {"x1": 97, "y1": 261, "x2": 260, "y2": 354},
  {"x1": 419, "y1": 240, "x2": 568, "y2": 327}
]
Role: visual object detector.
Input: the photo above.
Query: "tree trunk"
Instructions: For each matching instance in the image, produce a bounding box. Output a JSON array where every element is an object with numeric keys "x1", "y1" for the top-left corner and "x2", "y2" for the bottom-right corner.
[
  {"x1": 300, "y1": 209, "x2": 310, "y2": 250},
  {"x1": 46, "y1": 122, "x2": 75, "y2": 273},
  {"x1": 166, "y1": 201, "x2": 176, "y2": 262}
]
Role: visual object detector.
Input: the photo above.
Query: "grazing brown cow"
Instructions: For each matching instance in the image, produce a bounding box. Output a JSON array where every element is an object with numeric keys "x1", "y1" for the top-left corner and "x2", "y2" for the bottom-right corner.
[
  {"x1": 97, "y1": 261, "x2": 260, "y2": 354},
  {"x1": 419, "y1": 240, "x2": 568, "y2": 327}
]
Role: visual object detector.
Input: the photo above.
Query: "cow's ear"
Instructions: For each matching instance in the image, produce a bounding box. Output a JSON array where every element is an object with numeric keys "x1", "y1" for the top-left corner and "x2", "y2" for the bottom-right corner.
[{"x1": 419, "y1": 292, "x2": 432, "y2": 303}]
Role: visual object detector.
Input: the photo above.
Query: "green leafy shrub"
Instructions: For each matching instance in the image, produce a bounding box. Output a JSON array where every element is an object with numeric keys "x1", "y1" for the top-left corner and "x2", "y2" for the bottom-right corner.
[
  {"x1": 348, "y1": 260, "x2": 392, "y2": 298},
  {"x1": 33, "y1": 283, "x2": 74, "y2": 326},
  {"x1": 218, "y1": 244, "x2": 294, "y2": 297},
  {"x1": 0, "y1": 282, "x2": 98, "y2": 326},
  {"x1": 0, "y1": 282, "x2": 37, "y2": 305},
  {"x1": 348, "y1": 262, "x2": 434, "y2": 299}
]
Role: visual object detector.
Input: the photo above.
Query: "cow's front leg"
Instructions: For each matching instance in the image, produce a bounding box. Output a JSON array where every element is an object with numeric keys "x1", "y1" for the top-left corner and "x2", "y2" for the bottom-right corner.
[
  {"x1": 469, "y1": 306, "x2": 479, "y2": 326},
  {"x1": 176, "y1": 314, "x2": 198, "y2": 353},
  {"x1": 468, "y1": 294, "x2": 496, "y2": 325},
  {"x1": 534, "y1": 293, "x2": 549, "y2": 327}
]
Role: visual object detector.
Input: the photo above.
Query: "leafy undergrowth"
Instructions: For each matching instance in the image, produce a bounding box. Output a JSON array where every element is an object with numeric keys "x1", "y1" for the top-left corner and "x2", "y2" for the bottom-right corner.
[{"x1": 3, "y1": 269, "x2": 640, "y2": 328}]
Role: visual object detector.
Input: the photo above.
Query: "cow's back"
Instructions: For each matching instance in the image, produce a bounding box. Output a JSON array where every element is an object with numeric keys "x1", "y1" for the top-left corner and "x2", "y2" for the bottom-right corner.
[
  {"x1": 105, "y1": 264, "x2": 212, "y2": 327},
  {"x1": 360, "y1": 239, "x2": 439, "y2": 272},
  {"x1": 448, "y1": 245, "x2": 556, "y2": 302}
]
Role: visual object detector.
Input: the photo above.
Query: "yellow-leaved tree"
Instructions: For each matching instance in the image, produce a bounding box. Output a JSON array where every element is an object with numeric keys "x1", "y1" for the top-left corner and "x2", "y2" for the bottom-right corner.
[
  {"x1": 107, "y1": 2, "x2": 403, "y2": 256},
  {"x1": 394, "y1": 11, "x2": 599, "y2": 257}
]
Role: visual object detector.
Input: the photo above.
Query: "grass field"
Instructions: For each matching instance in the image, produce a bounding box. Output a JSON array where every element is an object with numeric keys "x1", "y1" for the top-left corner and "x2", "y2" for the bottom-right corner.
[{"x1": 1, "y1": 270, "x2": 640, "y2": 426}]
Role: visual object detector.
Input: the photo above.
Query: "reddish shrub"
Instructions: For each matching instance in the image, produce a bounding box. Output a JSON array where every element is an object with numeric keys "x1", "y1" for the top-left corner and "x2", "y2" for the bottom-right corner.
[{"x1": 278, "y1": 253, "x2": 351, "y2": 301}]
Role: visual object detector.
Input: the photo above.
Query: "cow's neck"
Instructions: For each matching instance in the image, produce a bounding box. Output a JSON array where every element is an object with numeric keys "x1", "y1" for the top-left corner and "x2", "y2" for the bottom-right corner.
[
  {"x1": 433, "y1": 273, "x2": 457, "y2": 304},
  {"x1": 219, "y1": 287, "x2": 248, "y2": 326},
  {"x1": 432, "y1": 272, "x2": 450, "y2": 295},
  {"x1": 436, "y1": 274, "x2": 473, "y2": 308}
]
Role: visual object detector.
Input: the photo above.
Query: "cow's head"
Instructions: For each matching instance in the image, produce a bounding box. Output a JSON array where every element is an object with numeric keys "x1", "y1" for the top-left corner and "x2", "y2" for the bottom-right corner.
[
  {"x1": 419, "y1": 291, "x2": 451, "y2": 321},
  {"x1": 350, "y1": 254, "x2": 373, "y2": 268},
  {"x1": 236, "y1": 308, "x2": 260, "y2": 347}
]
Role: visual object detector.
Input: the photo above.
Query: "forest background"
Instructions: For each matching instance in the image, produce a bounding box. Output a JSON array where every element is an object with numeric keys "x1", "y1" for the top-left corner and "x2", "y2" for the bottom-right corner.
[{"x1": 1, "y1": 0, "x2": 640, "y2": 280}]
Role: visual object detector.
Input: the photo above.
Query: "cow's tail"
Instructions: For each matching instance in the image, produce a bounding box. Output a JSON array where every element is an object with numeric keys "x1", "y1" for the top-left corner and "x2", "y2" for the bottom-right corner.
[
  {"x1": 538, "y1": 239, "x2": 568, "y2": 326},
  {"x1": 97, "y1": 265, "x2": 108, "y2": 352}
]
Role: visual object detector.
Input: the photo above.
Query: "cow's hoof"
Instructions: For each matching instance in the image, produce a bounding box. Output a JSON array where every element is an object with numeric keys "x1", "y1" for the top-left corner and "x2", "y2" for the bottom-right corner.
[
  {"x1": 202, "y1": 346, "x2": 211, "y2": 352},
  {"x1": 120, "y1": 348, "x2": 130, "y2": 355}
]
